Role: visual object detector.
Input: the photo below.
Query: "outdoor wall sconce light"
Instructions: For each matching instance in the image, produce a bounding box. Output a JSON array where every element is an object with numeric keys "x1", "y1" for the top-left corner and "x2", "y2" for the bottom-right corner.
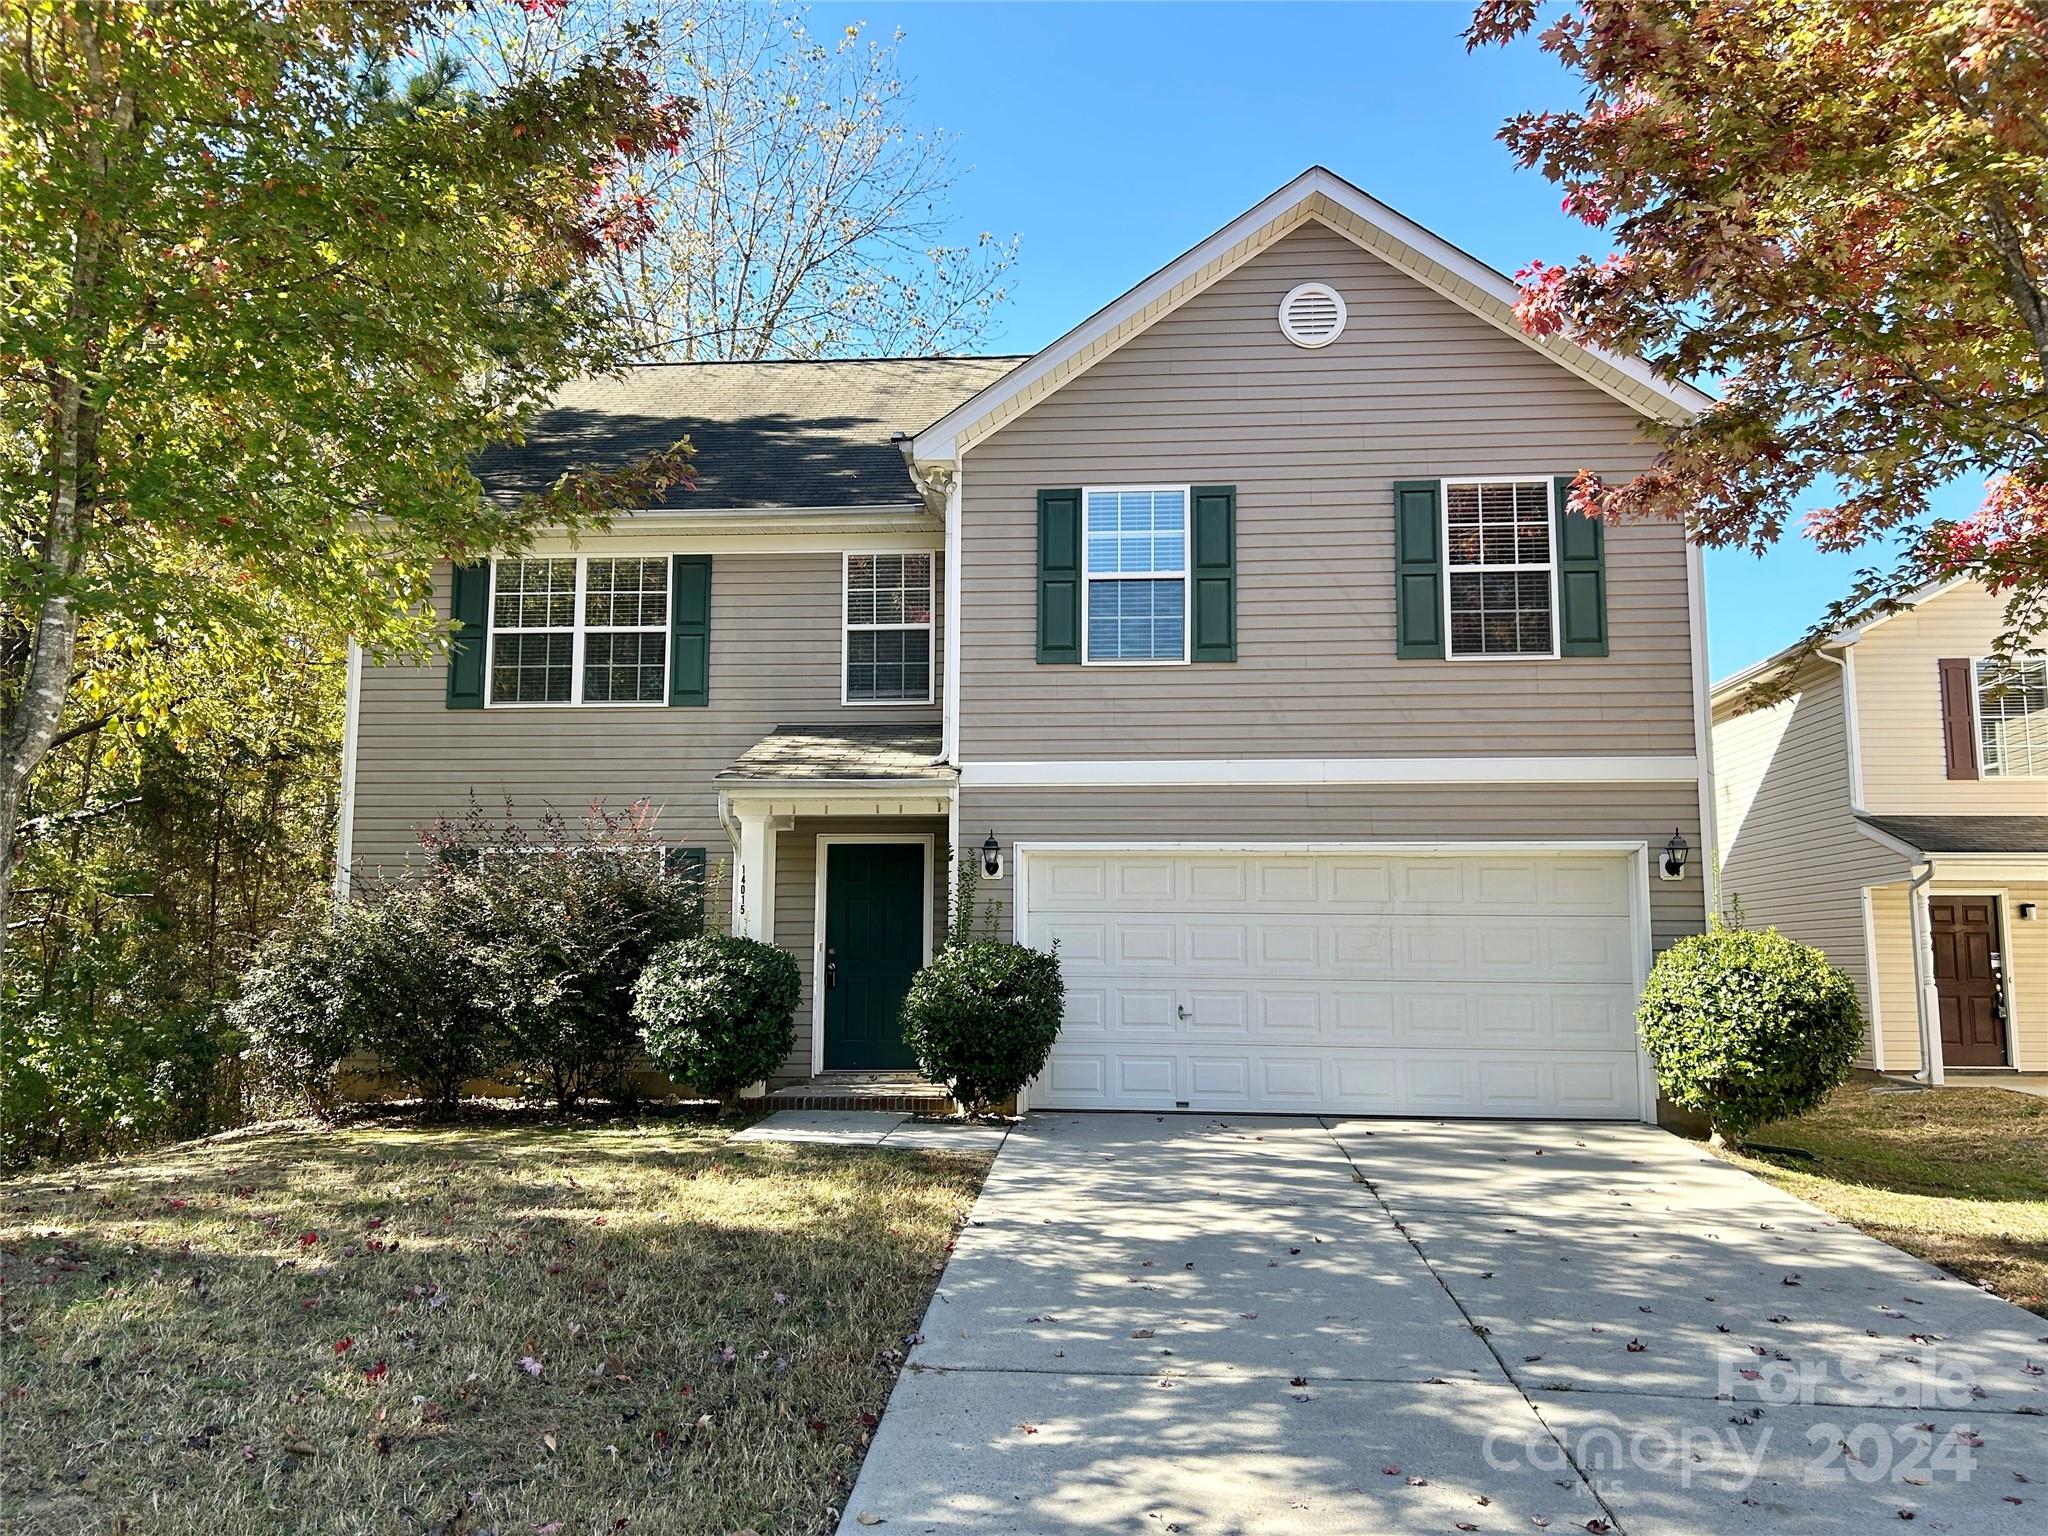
[
  {"x1": 981, "y1": 831, "x2": 1005, "y2": 881},
  {"x1": 1660, "y1": 829, "x2": 1690, "y2": 881},
  {"x1": 2020, "y1": 902, "x2": 2039, "y2": 922}
]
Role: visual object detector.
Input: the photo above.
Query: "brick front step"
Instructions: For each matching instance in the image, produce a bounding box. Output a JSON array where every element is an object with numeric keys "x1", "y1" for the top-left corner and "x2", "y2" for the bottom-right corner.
[{"x1": 762, "y1": 1073, "x2": 956, "y2": 1116}]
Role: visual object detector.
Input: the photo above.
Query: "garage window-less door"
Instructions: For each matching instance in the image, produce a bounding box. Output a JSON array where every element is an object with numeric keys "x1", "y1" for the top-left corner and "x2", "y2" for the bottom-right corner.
[{"x1": 1023, "y1": 848, "x2": 1646, "y2": 1120}]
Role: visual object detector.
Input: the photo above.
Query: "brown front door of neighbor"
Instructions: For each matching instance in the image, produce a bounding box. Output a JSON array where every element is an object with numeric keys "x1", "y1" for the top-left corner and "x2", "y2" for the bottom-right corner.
[{"x1": 1931, "y1": 897, "x2": 2010, "y2": 1068}]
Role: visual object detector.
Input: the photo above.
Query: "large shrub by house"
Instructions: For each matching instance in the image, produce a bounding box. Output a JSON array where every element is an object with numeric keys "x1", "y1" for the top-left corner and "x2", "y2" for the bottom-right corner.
[
  {"x1": 632, "y1": 934, "x2": 800, "y2": 1101},
  {"x1": 1637, "y1": 925, "x2": 1862, "y2": 1145},
  {"x1": 238, "y1": 804, "x2": 704, "y2": 1111}
]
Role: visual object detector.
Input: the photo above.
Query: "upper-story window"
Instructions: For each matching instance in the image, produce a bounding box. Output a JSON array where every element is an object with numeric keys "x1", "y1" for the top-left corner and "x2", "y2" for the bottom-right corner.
[
  {"x1": 490, "y1": 555, "x2": 669, "y2": 706},
  {"x1": 1976, "y1": 654, "x2": 2047, "y2": 777},
  {"x1": 1444, "y1": 479, "x2": 1556, "y2": 659},
  {"x1": 844, "y1": 552, "x2": 934, "y2": 704},
  {"x1": 1084, "y1": 487, "x2": 1189, "y2": 664}
]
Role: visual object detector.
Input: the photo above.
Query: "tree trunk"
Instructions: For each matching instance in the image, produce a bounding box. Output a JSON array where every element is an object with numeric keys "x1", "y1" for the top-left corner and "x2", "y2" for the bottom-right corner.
[{"x1": 0, "y1": 23, "x2": 131, "y2": 976}]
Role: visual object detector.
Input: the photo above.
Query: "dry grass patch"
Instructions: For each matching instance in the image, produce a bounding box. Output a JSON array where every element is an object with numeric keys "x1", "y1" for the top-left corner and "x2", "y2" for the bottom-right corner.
[
  {"x1": 1715, "y1": 1082, "x2": 2048, "y2": 1316},
  {"x1": 0, "y1": 1115, "x2": 987, "y2": 1536}
]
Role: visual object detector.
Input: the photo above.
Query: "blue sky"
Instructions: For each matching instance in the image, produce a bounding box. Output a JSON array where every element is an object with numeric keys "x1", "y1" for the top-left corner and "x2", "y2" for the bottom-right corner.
[{"x1": 805, "y1": 0, "x2": 1968, "y2": 679}]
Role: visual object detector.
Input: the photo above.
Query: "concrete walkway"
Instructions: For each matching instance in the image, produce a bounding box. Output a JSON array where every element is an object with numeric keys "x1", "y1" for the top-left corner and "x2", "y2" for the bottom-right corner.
[{"x1": 839, "y1": 1114, "x2": 2047, "y2": 1535}]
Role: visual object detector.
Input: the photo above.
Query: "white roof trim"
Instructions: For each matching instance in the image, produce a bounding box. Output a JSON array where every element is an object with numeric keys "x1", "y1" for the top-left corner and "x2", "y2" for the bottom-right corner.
[
  {"x1": 911, "y1": 165, "x2": 1713, "y2": 463},
  {"x1": 1710, "y1": 577, "x2": 1972, "y2": 701}
]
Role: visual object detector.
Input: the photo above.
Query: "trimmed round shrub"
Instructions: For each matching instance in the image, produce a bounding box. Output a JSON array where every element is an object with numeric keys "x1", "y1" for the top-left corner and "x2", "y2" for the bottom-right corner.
[
  {"x1": 899, "y1": 940, "x2": 1065, "y2": 1114},
  {"x1": 1637, "y1": 926, "x2": 1862, "y2": 1145},
  {"x1": 633, "y1": 934, "x2": 801, "y2": 1101}
]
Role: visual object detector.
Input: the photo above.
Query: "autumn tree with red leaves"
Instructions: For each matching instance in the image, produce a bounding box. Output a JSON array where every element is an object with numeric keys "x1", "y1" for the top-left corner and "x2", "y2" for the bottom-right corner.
[
  {"x1": 1469, "y1": 0, "x2": 2048, "y2": 657},
  {"x1": 0, "y1": 1, "x2": 695, "y2": 952}
]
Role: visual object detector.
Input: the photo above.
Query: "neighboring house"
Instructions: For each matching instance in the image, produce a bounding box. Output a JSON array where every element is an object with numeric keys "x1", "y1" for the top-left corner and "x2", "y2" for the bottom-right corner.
[
  {"x1": 1712, "y1": 582, "x2": 2048, "y2": 1081},
  {"x1": 338, "y1": 166, "x2": 1716, "y2": 1122}
]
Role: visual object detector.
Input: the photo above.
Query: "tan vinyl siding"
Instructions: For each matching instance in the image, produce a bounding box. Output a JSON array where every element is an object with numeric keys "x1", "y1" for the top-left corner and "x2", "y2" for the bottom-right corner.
[
  {"x1": 1711, "y1": 662, "x2": 1911, "y2": 1062},
  {"x1": 960, "y1": 782, "x2": 1703, "y2": 950},
  {"x1": 1871, "y1": 881, "x2": 2048, "y2": 1074},
  {"x1": 347, "y1": 551, "x2": 940, "y2": 874},
  {"x1": 771, "y1": 817, "x2": 950, "y2": 1082},
  {"x1": 1853, "y1": 583, "x2": 2048, "y2": 814},
  {"x1": 956, "y1": 222, "x2": 1696, "y2": 761}
]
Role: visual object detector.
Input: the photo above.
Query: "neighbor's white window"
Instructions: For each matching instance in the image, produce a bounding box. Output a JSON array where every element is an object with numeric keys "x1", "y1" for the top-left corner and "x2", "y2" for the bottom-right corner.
[
  {"x1": 1443, "y1": 479, "x2": 1556, "y2": 659},
  {"x1": 488, "y1": 555, "x2": 669, "y2": 706},
  {"x1": 843, "y1": 552, "x2": 934, "y2": 704},
  {"x1": 1976, "y1": 654, "x2": 2048, "y2": 777},
  {"x1": 1084, "y1": 487, "x2": 1189, "y2": 664}
]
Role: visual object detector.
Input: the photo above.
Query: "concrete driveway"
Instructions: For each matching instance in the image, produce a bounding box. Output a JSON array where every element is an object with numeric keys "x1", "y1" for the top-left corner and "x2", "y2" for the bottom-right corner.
[{"x1": 839, "y1": 1114, "x2": 2047, "y2": 1535}]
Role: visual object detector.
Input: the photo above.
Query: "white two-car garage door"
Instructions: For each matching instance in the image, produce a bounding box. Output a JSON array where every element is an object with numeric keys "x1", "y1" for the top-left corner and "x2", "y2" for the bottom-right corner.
[{"x1": 1022, "y1": 847, "x2": 1648, "y2": 1120}]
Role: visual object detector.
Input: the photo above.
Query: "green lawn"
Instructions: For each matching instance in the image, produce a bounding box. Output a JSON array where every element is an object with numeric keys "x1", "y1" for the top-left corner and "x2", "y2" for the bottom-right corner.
[
  {"x1": 1714, "y1": 1081, "x2": 2048, "y2": 1316},
  {"x1": 0, "y1": 1114, "x2": 988, "y2": 1536}
]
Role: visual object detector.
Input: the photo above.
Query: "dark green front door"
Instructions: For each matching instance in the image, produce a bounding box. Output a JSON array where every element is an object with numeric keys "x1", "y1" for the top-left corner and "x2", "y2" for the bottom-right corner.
[{"x1": 823, "y1": 842, "x2": 925, "y2": 1070}]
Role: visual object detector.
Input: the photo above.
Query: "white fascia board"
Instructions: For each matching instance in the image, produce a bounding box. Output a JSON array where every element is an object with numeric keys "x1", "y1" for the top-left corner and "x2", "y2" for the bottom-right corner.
[
  {"x1": 961, "y1": 755, "x2": 1699, "y2": 788},
  {"x1": 912, "y1": 166, "x2": 1710, "y2": 462}
]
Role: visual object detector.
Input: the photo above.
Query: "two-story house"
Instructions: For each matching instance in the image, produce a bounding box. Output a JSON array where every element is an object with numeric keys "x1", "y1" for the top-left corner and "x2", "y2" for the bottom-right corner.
[
  {"x1": 337, "y1": 167, "x2": 1716, "y2": 1122},
  {"x1": 1712, "y1": 582, "x2": 2047, "y2": 1082}
]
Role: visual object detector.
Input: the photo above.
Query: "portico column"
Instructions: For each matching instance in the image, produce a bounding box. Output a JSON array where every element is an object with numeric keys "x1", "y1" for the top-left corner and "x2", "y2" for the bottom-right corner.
[
  {"x1": 1908, "y1": 865, "x2": 1945, "y2": 1085},
  {"x1": 731, "y1": 803, "x2": 780, "y2": 942}
]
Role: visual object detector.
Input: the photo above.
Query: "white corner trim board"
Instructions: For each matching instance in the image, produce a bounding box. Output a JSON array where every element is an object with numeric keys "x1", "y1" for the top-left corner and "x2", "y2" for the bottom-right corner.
[
  {"x1": 960, "y1": 755, "x2": 1699, "y2": 788},
  {"x1": 333, "y1": 639, "x2": 363, "y2": 901}
]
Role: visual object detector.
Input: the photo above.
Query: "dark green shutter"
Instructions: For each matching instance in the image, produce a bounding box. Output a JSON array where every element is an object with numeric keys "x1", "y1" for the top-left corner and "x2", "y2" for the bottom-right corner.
[
  {"x1": 1036, "y1": 489, "x2": 1081, "y2": 664},
  {"x1": 446, "y1": 562, "x2": 490, "y2": 708},
  {"x1": 662, "y1": 845, "x2": 709, "y2": 935},
  {"x1": 1392, "y1": 481, "x2": 1443, "y2": 659},
  {"x1": 1190, "y1": 485, "x2": 1237, "y2": 662},
  {"x1": 1554, "y1": 475, "x2": 1608, "y2": 656},
  {"x1": 669, "y1": 555, "x2": 711, "y2": 705}
]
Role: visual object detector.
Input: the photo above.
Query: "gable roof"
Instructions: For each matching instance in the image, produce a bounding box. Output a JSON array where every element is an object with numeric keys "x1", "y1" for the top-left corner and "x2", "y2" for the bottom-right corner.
[
  {"x1": 474, "y1": 356, "x2": 1022, "y2": 513},
  {"x1": 910, "y1": 166, "x2": 1715, "y2": 464},
  {"x1": 1709, "y1": 578, "x2": 1971, "y2": 704}
]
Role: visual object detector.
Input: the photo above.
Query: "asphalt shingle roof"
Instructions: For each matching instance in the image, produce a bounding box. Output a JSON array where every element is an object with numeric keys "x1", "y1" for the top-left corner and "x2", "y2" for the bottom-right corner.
[
  {"x1": 1857, "y1": 814, "x2": 2048, "y2": 855},
  {"x1": 473, "y1": 357, "x2": 1022, "y2": 512},
  {"x1": 717, "y1": 725, "x2": 953, "y2": 783}
]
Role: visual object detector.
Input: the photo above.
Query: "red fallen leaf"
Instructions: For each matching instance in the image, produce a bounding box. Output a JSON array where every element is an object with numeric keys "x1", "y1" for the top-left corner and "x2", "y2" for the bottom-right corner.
[
  {"x1": 1457, "y1": 1525, "x2": 1479, "y2": 1532},
  {"x1": 1585, "y1": 1523, "x2": 1612, "y2": 1534},
  {"x1": 2003, "y1": 1497, "x2": 2024, "y2": 1505},
  {"x1": 653, "y1": 1427, "x2": 672, "y2": 1451},
  {"x1": 299, "y1": 1231, "x2": 318, "y2": 1248},
  {"x1": 807, "y1": 1418, "x2": 828, "y2": 1438},
  {"x1": 363, "y1": 1361, "x2": 388, "y2": 1383},
  {"x1": 1407, "y1": 1475, "x2": 1429, "y2": 1486},
  {"x1": 1016, "y1": 1423, "x2": 1038, "y2": 1435},
  {"x1": 1626, "y1": 1339, "x2": 1647, "y2": 1353},
  {"x1": 859, "y1": 1411, "x2": 880, "y2": 1428},
  {"x1": 334, "y1": 1338, "x2": 354, "y2": 1355},
  {"x1": 1382, "y1": 1466, "x2": 1401, "y2": 1476}
]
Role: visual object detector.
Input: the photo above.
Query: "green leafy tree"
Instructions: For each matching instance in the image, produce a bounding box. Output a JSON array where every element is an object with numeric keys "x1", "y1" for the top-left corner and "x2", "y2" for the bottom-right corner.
[
  {"x1": 1469, "y1": 0, "x2": 2048, "y2": 656},
  {"x1": 0, "y1": 0, "x2": 697, "y2": 960}
]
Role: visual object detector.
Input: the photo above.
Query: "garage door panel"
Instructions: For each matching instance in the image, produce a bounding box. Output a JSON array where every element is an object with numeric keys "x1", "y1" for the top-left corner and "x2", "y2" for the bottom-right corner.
[{"x1": 1028, "y1": 850, "x2": 1646, "y2": 1120}]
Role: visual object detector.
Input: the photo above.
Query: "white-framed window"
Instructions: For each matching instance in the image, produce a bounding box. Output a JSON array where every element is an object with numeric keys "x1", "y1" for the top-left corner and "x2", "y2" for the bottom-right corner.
[
  {"x1": 843, "y1": 552, "x2": 934, "y2": 705},
  {"x1": 488, "y1": 555, "x2": 669, "y2": 707},
  {"x1": 1975, "y1": 653, "x2": 2048, "y2": 777},
  {"x1": 1083, "y1": 486, "x2": 1189, "y2": 665},
  {"x1": 1442, "y1": 478, "x2": 1557, "y2": 659}
]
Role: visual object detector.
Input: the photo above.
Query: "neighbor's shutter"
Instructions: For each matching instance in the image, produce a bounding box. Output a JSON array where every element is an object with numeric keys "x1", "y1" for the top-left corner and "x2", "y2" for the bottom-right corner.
[
  {"x1": 669, "y1": 556, "x2": 711, "y2": 706},
  {"x1": 1938, "y1": 657, "x2": 1980, "y2": 780},
  {"x1": 1191, "y1": 484, "x2": 1237, "y2": 663},
  {"x1": 446, "y1": 562, "x2": 490, "y2": 709},
  {"x1": 1554, "y1": 474, "x2": 1609, "y2": 657},
  {"x1": 1392, "y1": 480, "x2": 1443, "y2": 659},
  {"x1": 1037, "y1": 489, "x2": 1082, "y2": 664}
]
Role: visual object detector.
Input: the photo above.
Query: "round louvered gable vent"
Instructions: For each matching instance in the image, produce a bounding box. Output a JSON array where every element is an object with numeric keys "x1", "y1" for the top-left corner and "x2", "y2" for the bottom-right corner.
[{"x1": 1277, "y1": 282, "x2": 1346, "y2": 348}]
